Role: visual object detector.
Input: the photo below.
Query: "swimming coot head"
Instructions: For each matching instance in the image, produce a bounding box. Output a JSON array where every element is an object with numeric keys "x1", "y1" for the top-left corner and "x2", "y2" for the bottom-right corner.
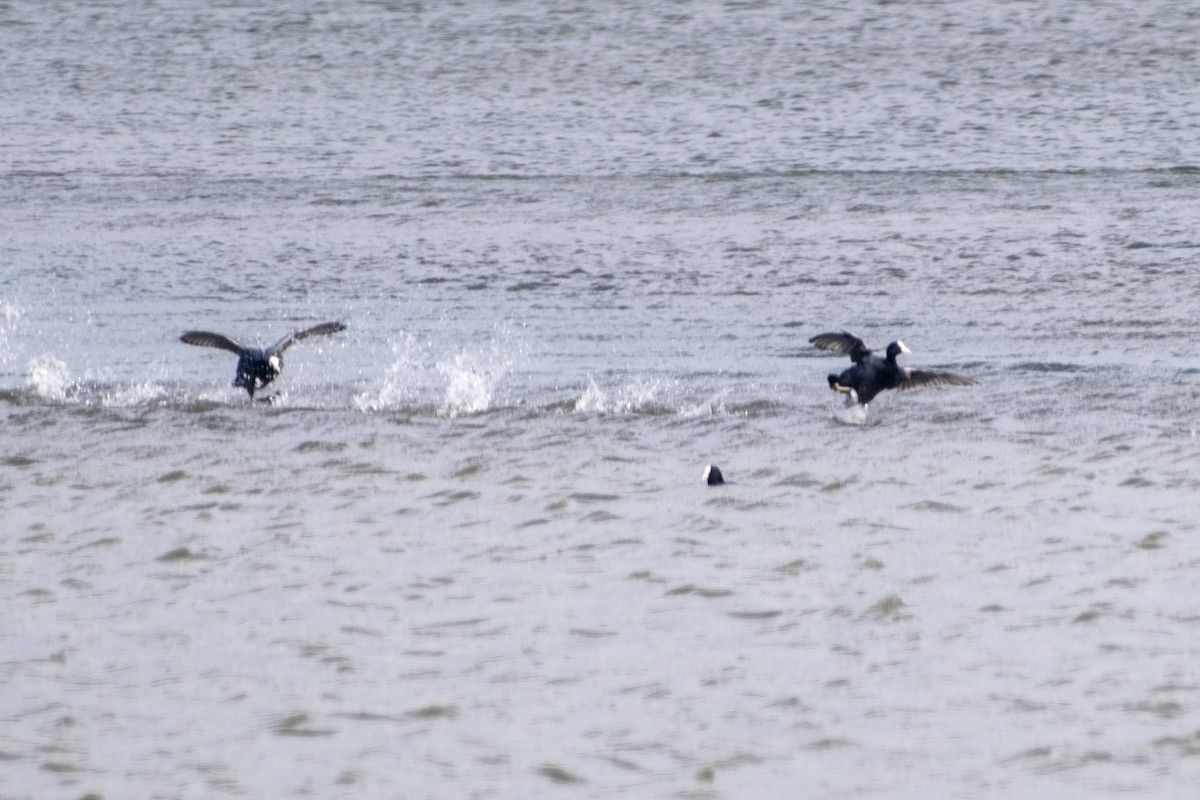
[{"x1": 703, "y1": 465, "x2": 725, "y2": 486}]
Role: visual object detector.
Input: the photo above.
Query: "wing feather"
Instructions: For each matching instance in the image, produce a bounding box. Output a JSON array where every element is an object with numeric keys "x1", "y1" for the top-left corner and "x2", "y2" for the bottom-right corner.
[
  {"x1": 809, "y1": 330, "x2": 870, "y2": 361},
  {"x1": 270, "y1": 321, "x2": 347, "y2": 354},
  {"x1": 180, "y1": 331, "x2": 244, "y2": 354},
  {"x1": 897, "y1": 368, "x2": 976, "y2": 391}
]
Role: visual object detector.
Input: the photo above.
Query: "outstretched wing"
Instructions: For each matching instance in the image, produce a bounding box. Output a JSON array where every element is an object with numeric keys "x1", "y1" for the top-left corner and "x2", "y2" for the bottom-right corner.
[
  {"x1": 809, "y1": 330, "x2": 870, "y2": 362},
  {"x1": 270, "y1": 321, "x2": 347, "y2": 354},
  {"x1": 180, "y1": 331, "x2": 244, "y2": 354},
  {"x1": 897, "y1": 368, "x2": 976, "y2": 391}
]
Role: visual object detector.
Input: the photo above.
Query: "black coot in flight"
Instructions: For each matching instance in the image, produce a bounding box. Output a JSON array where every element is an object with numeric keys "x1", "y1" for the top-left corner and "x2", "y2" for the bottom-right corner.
[
  {"x1": 809, "y1": 330, "x2": 974, "y2": 406},
  {"x1": 181, "y1": 322, "x2": 346, "y2": 399}
]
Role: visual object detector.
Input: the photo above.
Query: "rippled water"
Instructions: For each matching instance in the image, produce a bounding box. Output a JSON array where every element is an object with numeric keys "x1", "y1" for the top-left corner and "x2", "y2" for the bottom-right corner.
[{"x1": 4, "y1": 2, "x2": 1200, "y2": 798}]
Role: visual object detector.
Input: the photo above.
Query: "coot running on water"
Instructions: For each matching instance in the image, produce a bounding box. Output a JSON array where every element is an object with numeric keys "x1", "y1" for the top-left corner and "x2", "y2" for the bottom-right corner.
[
  {"x1": 181, "y1": 322, "x2": 346, "y2": 399},
  {"x1": 809, "y1": 330, "x2": 974, "y2": 406}
]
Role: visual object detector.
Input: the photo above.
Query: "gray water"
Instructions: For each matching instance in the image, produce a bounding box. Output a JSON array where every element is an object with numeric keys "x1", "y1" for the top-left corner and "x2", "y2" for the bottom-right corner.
[{"x1": 3, "y1": 2, "x2": 1200, "y2": 798}]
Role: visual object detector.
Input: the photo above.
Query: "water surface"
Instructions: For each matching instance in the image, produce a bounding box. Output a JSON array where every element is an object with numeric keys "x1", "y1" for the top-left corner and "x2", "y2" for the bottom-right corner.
[{"x1": 3, "y1": 2, "x2": 1200, "y2": 798}]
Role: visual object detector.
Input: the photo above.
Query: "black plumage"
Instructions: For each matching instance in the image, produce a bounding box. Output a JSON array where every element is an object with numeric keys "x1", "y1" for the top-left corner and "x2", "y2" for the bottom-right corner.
[
  {"x1": 809, "y1": 330, "x2": 974, "y2": 405},
  {"x1": 181, "y1": 322, "x2": 346, "y2": 399}
]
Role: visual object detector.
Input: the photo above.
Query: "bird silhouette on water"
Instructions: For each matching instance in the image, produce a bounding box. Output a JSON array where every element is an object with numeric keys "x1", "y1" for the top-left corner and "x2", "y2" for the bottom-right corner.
[
  {"x1": 181, "y1": 322, "x2": 346, "y2": 400},
  {"x1": 809, "y1": 330, "x2": 974, "y2": 406}
]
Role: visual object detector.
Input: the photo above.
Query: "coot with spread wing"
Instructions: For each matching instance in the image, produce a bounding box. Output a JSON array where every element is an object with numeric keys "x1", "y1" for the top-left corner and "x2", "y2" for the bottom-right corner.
[
  {"x1": 809, "y1": 330, "x2": 974, "y2": 405},
  {"x1": 181, "y1": 322, "x2": 346, "y2": 399}
]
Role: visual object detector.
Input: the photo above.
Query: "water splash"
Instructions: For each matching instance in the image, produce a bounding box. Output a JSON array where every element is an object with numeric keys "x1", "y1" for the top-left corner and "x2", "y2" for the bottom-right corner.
[
  {"x1": 101, "y1": 379, "x2": 170, "y2": 407},
  {"x1": 354, "y1": 332, "x2": 428, "y2": 413},
  {"x1": 831, "y1": 398, "x2": 878, "y2": 427},
  {"x1": 438, "y1": 343, "x2": 511, "y2": 418},
  {"x1": 437, "y1": 324, "x2": 526, "y2": 417},
  {"x1": 1, "y1": 301, "x2": 20, "y2": 325},
  {"x1": 27, "y1": 354, "x2": 71, "y2": 401},
  {"x1": 573, "y1": 375, "x2": 672, "y2": 415},
  {"x1": 678, "y1": 395, "x2": 723, "y2": 418},
  {"x1": 573, "y1": 376, "x2": 607, "y2": 413},
  {"x1": 355, "y1": 327, "x2": 520, "y2": 417},
  {"x1": 0, "y1": 299, "x2": 24, "y2": 368}
]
